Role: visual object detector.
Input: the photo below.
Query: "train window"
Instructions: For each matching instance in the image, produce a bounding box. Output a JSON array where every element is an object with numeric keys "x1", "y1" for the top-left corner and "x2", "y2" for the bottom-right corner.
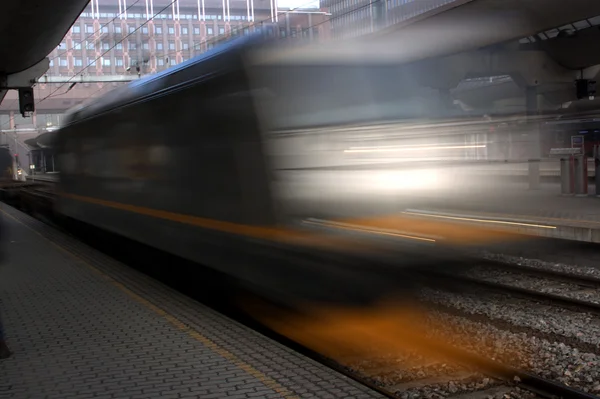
[{"x1": 252, "y1": 64, "x2": 409, "y2": 131}]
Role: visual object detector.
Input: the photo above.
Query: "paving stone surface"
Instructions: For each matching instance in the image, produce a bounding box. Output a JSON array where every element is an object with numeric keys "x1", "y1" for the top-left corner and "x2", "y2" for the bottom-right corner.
[{"x1": 0, "y1": 204, "x2": 382, "y2": 399}]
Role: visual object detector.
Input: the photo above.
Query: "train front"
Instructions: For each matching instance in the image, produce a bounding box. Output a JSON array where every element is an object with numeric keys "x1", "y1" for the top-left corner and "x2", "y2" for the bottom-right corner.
[{"x1": 240, "y1": 41, "x2": 532, "y2": 305}]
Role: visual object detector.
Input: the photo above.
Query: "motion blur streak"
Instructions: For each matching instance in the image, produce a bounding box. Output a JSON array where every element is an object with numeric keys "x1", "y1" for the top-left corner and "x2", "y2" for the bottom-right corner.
[
  {"x1": 303, "y1": 219, "x2": 438, "y2": 242},
  {"x1": 344, "y1": 145, "x2": 487, "y2": 153},
  {"x1": 403, "y1": 211, "x2": 558, "y2": 230},
  {"x1": 249, "y1": 299, "x2": 530, "y2": 371},
  {"x1": 313, "y1": 215, "x2": 524, "y2": 246}
]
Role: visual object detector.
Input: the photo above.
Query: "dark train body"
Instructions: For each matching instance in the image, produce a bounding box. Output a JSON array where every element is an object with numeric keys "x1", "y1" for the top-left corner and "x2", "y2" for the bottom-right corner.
[
  {"x1": 52, "y1": 34, "x2": 512, "y2": 305},
  {"x1": 0, "y1": 147, "x2": 14, "y2": 181}
]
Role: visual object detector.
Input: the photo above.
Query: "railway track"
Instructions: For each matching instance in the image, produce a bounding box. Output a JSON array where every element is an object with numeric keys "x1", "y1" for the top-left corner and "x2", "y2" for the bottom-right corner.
[
  {"x1": 400, "y1": 255, "x2": 600, "y2": 398},
  {"x1": 338, "y1": 357, "x2": 600, "y2": 399},
  {"x1": 420, "y1": 258, "x2": 600, "y2": 315},
  {"x1": 477, "y1": 258, "x2": 600, "y2": 289},
  {"x1": 320, "y1": 316, "x2": 600, "y2": 399},
  {"x1": 237, "y1": 296, "x2": 600, "y2": 399}
]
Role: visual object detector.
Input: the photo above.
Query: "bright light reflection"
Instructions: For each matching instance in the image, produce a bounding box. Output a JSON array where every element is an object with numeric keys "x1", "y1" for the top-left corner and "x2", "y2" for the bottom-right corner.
[
  {"x1": 344, "y1": 144, "x2": 486, "y2": 153},
  {"x1": 375, "y1": 169, "x2": 439, "y2": 191}
]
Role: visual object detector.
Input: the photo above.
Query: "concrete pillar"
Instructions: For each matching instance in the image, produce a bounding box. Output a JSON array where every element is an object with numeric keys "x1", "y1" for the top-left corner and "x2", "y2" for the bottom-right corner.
[
  {"x1": 595, "y1": 145, "x2": 600, "y2": 196},
  {"x1": 574, "y1": 155, "x2": 588, "y2": 196},
  {"x1": 526, "y1": 86, "x2": 540, "y2": 190},
  {"x1": 560, "y1": 157, "x2": 573, "y2": 195}
]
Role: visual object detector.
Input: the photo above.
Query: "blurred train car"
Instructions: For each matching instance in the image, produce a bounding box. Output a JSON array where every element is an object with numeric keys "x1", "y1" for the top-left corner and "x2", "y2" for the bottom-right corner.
[
  {"x1": 54, "y1": 33, "x2": 512, "y2": 306},
  {"x1": 0, "y1": 147, "x2": 14, "y2": 182}
]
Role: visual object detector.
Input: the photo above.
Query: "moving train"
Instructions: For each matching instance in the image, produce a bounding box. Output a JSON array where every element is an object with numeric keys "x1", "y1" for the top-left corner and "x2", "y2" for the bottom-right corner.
[
  {"x1": 0, "y1": 147, "x2": 14, "y2": 181},
  {"x1": 50, "y1": 33, "x2": 517, "y2": 305}
]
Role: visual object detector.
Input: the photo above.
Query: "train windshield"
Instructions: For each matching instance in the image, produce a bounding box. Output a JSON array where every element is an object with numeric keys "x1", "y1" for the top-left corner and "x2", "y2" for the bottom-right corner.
[{"x1": 251, "y1": 63, "x2": 432, "y2": 132}]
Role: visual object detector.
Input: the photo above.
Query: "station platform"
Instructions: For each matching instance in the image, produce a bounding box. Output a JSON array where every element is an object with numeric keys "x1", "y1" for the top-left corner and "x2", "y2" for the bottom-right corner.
[
  {"x1": 25, "y1": 172, "x2": 59, "y2": 183},
  {"x1": 464, "y1": 158, "x2": 597, "y2": 178},
  {"x1": 0, "y1": 204, "x2": 382, "y2": 399}
]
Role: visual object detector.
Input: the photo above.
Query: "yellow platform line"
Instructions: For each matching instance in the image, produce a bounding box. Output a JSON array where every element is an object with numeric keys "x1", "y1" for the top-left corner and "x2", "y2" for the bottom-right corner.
[{"x1": 0, "y1": 207, "x2": 299, "y2": 399}]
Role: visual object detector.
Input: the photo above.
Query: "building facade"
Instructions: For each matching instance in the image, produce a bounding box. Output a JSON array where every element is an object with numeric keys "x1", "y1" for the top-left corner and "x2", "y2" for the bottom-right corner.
[{"x1": 47, "y1": 0, "x2": 330, "y2": 77}]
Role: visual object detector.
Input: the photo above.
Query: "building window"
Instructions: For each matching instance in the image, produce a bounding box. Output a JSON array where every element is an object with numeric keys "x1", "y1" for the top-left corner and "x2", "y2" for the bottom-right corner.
[
  {"x1": 58, "y1": 42, "x2": 67, "y2": 50},
  {"x1": 115, "y1": 26, "x2": 122, "y2": 33},
  {"x1": 155, "y1": 26, "x2": 163, "y2": 34},
  {"x1": 182, "y1": 27, "x2": 188, "y2": 34},
  {"x1": 156, "y1": 42, "x2": 164, "y2": 50},
  {"x1": 157, "y1": 59, "x2": 164, "y2": 66},
  {"x1": 72, "y1": 25, "x2": 81, "y2": 33},
  {"x1": 102, "y1": 42, "x2": 110, "y2": 50},
  {"x1": 115, "y1": 43, "x2": 123, "y2": 50},
  {"x1": 116, "y1": 58, "x2": 124, "y2": 66},
  {"x1": 143, "y1": 42, "x2": 149, "y2": 50},
  {"x1": 168, "y1": 41, "x2": 175, "y2": 50},
  {"x1": 59, "y1": 58, "x2": 68, "y2": 67},
  {"x1": 102, "y1": 58, "x2": 111, "y2": 66},
  {"x1": 194, "y1": 27, "x2": 200, "y2": 34},
  {"x1": 168, "y1": 26, "x2": 175, "y2": 34},
  {"x1": 102, "y1": 26, "x2": 109, "y2": 33},
  {"x1": 219, "y1": 26, "x2": 225, "y2": 34},
  {"x1": 142, "y1": 26, "x2": 148, "y2": 34},
  {"x1": 73, "y1": 42, "x2": 82, "y2": 50},
  {"x1": 85, "y1": 24, "x2": 94, "y2": 33},
  {"x1": 49, "y1": 59, "x2": 54, "y2": 67},
  {"x1": 86, "y1": 41, "x2": 94, "y2": 49},
  {"x1": 129, "y1": 42, "x2": 137, "y2": 50},
  {"x1": 207, "y1": 27, "x2": 214, "y2": 35},
  {"x1": 182, "y1": 42, "x2": 189, "y2": 50},
  {"x1": 129, "y1": 26, "x2": 136, "y2": 33},
  {"x1": 87, "y1": 58, "x2": 96, "y2": 66},
  {"x1": 74, "y1": 58, "x2": 83, "y2": 66}
]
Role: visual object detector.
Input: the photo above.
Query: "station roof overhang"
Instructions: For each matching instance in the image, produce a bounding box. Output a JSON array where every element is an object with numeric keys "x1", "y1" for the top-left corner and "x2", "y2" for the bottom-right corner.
[
  {"x1": 369, "y1": 0, "x2": 600, "y2": 65},
  {"x1": 0, "y1": 0, "x2": 90, "y2": 103},
  {"x1": 25, "y1": 130, "x2": 58, "y2": 150}
]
